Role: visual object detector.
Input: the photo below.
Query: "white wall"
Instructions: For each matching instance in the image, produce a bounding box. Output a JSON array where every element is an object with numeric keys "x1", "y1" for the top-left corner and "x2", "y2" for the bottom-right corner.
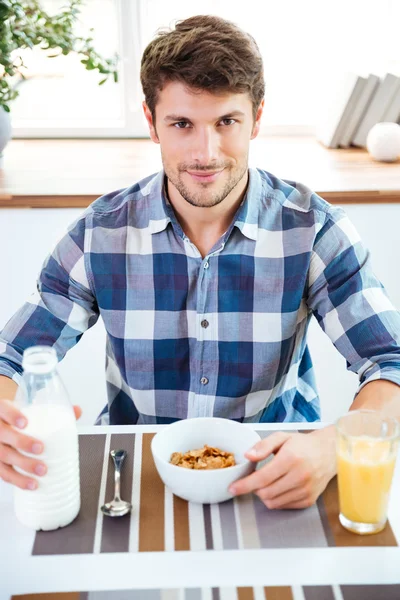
[{"x1": 1, "y1": 203, "x2": 399, "y2": 425}]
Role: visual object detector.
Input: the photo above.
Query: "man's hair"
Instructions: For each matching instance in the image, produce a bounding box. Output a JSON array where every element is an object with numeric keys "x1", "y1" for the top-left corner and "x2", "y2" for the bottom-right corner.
[{"x1": 140, "y1": 14, "x2": 265, "y2": 123}]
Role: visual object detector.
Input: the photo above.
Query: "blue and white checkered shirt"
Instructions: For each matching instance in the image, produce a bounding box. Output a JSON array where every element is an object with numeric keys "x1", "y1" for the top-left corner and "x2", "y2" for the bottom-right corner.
[{"x1": 2, "y1": 168, "x2": 400, "y2": 425}]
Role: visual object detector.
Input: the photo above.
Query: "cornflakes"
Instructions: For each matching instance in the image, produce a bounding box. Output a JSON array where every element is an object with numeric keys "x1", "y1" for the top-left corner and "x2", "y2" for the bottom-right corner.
[{"x1": 170, "y1": 445, "x2": 236, "y2": 469}]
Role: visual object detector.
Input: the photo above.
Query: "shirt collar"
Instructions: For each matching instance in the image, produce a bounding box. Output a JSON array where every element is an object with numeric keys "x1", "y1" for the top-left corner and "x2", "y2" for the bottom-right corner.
[
  {"x1": 232, "y1": 167, "x2": 264, "y2": 241},
  {"x1": 141, "y1": 170, "x2": 171, "y2": 235},
  {"x1": 142, "y1": 167, "x2": 264, "y2": 240}
]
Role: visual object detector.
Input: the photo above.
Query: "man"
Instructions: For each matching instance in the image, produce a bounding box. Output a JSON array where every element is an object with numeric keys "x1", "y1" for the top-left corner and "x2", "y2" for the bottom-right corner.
[{"x1": 1, "y1": 15, "x2": 400, "y2": 510}]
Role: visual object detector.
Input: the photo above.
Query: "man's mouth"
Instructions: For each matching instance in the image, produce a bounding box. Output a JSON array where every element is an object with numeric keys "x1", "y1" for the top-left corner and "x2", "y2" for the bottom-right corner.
[{"x1": 186, "y1": 169, "x2": 224, "y2": 183}]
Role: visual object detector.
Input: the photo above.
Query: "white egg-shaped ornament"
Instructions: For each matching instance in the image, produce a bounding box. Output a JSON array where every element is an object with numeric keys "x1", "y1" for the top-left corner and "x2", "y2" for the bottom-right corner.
[{"x1": 366, "y1": 122, "x2": 400, "y2": 162}]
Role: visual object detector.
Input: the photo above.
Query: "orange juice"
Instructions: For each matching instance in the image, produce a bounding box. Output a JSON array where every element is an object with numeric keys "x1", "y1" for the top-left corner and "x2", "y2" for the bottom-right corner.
[{"x1": 337, "y1": 437, "x2": 396, "y2": 524}]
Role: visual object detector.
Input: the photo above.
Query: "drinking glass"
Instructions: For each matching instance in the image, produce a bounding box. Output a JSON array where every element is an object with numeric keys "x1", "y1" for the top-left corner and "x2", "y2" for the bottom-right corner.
[{"x1": 336, "y1": 410, "x2": 400, "y2": 535}]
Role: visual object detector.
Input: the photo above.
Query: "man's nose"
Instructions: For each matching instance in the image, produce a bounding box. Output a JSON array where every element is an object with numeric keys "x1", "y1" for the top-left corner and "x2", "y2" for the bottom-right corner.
[{"x1": 190, "y1": 127, "x2": 220, "y2": 166}]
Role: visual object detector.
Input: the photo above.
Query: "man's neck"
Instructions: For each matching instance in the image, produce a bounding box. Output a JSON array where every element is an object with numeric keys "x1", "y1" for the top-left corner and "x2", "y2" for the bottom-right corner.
[{"x1": 166, "y1": 170, "x2": 249, "y2": 258}]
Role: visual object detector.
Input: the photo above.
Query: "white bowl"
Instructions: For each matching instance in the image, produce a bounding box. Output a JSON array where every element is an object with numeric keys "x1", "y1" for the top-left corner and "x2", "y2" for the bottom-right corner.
[{"x1": 151, "y1": 417, "x2": 261, "y2": 504}]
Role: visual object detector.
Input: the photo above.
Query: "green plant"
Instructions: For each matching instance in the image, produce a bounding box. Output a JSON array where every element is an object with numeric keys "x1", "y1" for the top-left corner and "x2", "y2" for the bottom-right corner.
[{"x1": 0, "y1": 0, "x2": 119, "y2": 112}]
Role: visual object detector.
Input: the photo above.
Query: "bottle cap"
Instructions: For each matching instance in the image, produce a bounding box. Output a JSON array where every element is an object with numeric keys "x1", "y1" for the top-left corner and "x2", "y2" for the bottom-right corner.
[{"x1": 22, "y1": 346, "x2": 58, "y2": 374}]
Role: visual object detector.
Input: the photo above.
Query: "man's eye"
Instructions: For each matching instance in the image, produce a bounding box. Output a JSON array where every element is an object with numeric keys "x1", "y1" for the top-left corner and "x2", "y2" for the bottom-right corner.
[
  {"x1": 220, "y1": 118, "x2": 236, "y2": 126},
  {"x1": 173, "y1": 122, "x2": 190, "y2": 129}
]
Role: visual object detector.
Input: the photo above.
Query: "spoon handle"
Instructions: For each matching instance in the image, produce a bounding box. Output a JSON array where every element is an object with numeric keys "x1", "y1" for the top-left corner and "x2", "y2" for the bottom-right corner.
[{"x1": 110, "y1": 449, "x2": 127, "y2": 502}]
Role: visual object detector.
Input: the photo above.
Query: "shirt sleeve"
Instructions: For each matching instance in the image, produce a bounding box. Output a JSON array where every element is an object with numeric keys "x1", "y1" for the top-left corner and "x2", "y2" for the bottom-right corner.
[
  {"x1": 0, "y1": 211, "x2": 99, "y2": 382},
  {"x1": 307, "y1": 205, "x2": 400, "y2": 394}
]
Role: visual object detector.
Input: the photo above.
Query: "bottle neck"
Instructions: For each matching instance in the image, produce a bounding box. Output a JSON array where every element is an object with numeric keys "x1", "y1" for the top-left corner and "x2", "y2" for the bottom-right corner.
[
  {"x1": 22, "y1": 346, "x2": 58, "y2": 375},
  {"x1": 24, "y1": 368, "x2": 57, "y2": 380},
  {"x1": 20, "y1": 367, "x2": 64, "y2": 407},
  {"x1": 17, "y1": 348, "x2": 70, "y2": 409}
]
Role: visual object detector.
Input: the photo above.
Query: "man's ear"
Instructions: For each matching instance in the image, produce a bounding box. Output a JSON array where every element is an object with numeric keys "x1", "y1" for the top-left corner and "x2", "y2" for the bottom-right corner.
[
  {"x1": 143, "y1": 102, "x2": 159, "y2": 144},
  {"x1": 250, "y1": 99, "x2": 265, "y2": 140}
]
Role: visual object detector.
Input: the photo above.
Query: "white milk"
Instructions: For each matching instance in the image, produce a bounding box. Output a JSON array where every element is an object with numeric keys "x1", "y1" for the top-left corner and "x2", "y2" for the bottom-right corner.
[{"x1": 14, "y1": 403, "x2": 81, "y2": 531}]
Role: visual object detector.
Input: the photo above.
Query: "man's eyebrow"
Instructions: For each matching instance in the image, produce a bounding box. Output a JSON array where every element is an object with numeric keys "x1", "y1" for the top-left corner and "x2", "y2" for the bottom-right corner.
[{"x1": 163, "y1": 110, "x2": 246, "y2": 123}]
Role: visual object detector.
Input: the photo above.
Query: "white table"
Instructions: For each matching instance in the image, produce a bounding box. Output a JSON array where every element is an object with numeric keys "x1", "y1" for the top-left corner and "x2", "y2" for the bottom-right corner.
[{"x1": 1, "y1": 423, "x2": 400, "y2": 600}]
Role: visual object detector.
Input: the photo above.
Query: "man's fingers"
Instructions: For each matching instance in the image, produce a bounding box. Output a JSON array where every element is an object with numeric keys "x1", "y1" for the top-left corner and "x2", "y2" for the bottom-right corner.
[
  {"x1": 0, "y1": 399, "x2": 28, "y2": 429},
  {"x1": 245, "y1": 432, "x2": 291, "y2": 462},
  {"x1": 229, "y1": 453, "x2": 288, "y2": 496},
  {"x1": 256, "y1": 467, "x2": 314, "y2": 503},
  {"x1": 255, "y1": 473, "x2": 299, "y2": 502},
  {"x1": 0, "y1": 421, "x2": 44, "y2": 455},
  {"x1": 256, "y1": 486, "x2": 309, "y2": 510},
  {"x1": 0, "y1": 399, "x2": 46, "y2": 491},
  {"x1": 0, "y1": 443, "x2": 47, "y2": 478},
  {"x1": 230, "y1": 433, "x2": 296, "y2": 496},
  {"x1": 281, "y1": 500, "x2": 311, "y2": 509},
  {"x1": 0, "y1": 399, "x2": 81, "y2": 425},
  {"x1": 0, "y1": 462, "x2": 38, "y2": 491}
]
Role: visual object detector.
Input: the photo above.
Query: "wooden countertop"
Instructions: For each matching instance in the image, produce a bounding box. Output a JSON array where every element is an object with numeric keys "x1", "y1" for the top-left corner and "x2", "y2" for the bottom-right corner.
[{"x1": 1, "y1": 137, "x2": 399, "y2": 208}]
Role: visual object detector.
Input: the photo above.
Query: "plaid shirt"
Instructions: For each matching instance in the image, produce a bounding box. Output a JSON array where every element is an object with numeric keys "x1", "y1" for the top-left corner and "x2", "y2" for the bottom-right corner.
[{"x1": 2, "y1": 168, "x2": 400, "y2": 425}]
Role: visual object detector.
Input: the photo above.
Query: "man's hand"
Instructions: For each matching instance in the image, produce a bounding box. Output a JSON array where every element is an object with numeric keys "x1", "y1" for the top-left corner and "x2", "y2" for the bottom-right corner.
[
  {"x1": 229, "y1": 428, "x2": 337, "y2": 509},
  {"x1": 0, "y1": 399, "x2": 82, "y2": 491}
]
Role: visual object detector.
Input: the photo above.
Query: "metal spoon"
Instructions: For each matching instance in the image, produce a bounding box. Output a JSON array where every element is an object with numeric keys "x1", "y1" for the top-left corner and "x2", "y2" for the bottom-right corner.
[{"x1": 101, "y1": 449, "x2": 132, "y2": 518}]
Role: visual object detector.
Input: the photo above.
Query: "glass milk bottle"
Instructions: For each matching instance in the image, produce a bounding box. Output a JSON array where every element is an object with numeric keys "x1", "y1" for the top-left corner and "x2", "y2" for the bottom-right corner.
[{"x1": 14, "y1": 346, "x2": 81, "y2": 530}]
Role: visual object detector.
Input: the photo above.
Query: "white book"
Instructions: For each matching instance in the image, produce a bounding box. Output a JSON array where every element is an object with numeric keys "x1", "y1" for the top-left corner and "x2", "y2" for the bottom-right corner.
[
  {"x1": 317, "y1": 72, "x2": 365, "y2": 149},
  {"x1": 352, "y1": 73, "x2": 400, "y2": 147},
  {"x1": 382, "y1": 82, "x2": 400, "y2": 123},
  {"x1": 339, "y1": 74, "x2": 380, "y2": 148}
]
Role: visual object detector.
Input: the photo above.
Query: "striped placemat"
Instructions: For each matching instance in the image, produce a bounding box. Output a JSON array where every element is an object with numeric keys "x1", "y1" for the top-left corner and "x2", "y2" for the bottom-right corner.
[
  {"x1": 10, "y1": 584, "x2": 400, "y2": 600},
  {"x1": 32, "y1": 432, "x2": 398, "y2": 556}
]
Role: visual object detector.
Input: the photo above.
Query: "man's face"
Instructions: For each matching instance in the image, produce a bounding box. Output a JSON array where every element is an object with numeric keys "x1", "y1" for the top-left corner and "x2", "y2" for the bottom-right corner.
[{"x1": 143, "y1": 81, "x2": 263, "y2": 208}]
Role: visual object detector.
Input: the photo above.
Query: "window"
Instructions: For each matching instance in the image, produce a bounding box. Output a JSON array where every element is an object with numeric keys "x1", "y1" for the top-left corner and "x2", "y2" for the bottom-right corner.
[
  {"x1": 11, "y1": 0, "x2": 400, "y2": 138},
  {"x1": 12, "y1": 0, "x2": 148, "y2": 137}
]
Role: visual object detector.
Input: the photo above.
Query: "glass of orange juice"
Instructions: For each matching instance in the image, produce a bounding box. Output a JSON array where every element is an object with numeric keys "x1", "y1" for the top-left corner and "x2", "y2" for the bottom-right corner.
[{"x1": 336, "y1": 410, "x2": 400, "y2": 535}]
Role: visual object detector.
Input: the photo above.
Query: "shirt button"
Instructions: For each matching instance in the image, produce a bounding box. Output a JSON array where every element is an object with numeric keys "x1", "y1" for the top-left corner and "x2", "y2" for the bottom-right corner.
[
  {"x1": 200, "y1": 376, "x2": 209, "y2": 385},
  {"x1": 204, "y1": 261, "x2": 209, "y2": 269},
  {"x1": 201, "y1": 319, "x2": 209, "y2": 329}
]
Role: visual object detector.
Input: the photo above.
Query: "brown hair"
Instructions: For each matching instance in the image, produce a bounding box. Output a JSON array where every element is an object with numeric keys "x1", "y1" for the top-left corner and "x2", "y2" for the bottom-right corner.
[{"x1": 140, "y1": 15, "x2": 265, "y2": 123}]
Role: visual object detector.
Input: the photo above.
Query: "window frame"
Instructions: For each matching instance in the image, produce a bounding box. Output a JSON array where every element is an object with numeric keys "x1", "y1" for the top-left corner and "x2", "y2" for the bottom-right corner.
[
  {"x1": 11, "y1": 0, "x2": 367, "y2": 140},
  {"x1": 12, "y1": 0, "x2": 150, "y2": 139}
]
